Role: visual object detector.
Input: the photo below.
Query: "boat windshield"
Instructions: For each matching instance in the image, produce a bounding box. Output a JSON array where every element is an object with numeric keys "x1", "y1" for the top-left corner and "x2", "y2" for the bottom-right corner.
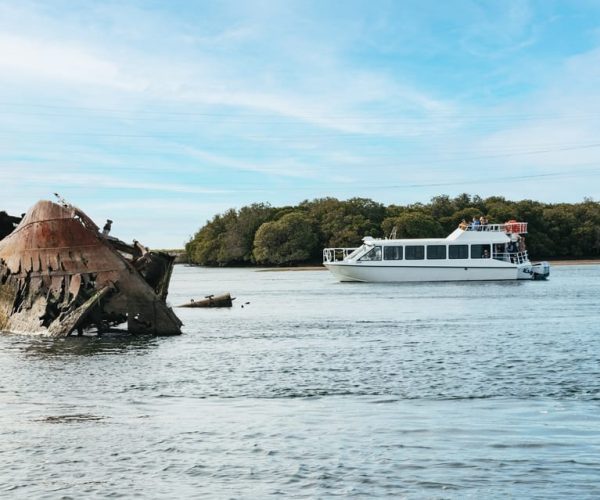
[
  {"x1": 346, "y1": 245, "x2": 367, "y2": 260},
  {"x1": 358, "y1": 246, "x2": 382, "y2": 261}
]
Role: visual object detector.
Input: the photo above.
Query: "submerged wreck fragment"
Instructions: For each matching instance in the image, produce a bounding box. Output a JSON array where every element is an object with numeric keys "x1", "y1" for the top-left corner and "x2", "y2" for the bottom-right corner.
[
  {"x1": 179, "y1": 293, "x2": 234, "y2": 308},
  {"x1": 0, "y1": 200, "x2": 182, "y2": 337}
]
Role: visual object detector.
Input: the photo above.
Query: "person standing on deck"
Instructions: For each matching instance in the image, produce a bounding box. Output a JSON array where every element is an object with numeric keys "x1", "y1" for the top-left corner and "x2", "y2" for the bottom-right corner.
[{"x1": 480, "y1": 216, "x2": 489, "y2": 230}]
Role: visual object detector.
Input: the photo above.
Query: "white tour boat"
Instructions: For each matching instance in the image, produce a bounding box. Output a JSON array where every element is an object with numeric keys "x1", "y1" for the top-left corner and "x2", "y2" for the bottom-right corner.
[{"x1": 323, "y1": 221, "x2": 550, "y2": 282}]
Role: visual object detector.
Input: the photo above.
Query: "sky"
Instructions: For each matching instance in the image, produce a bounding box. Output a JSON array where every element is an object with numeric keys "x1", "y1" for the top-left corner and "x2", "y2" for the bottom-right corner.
[{"x1": 1, "y1": 0, "x2": 600, "y2": 248}]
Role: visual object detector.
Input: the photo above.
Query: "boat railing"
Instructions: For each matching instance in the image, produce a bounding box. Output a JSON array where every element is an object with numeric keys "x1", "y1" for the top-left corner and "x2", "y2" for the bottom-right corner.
[
  {"x1": 323, "y1": 247, "x2": 357, "y2": 263},
  {"x1": 466, "y1": 222, "x2": 528, "y2": 234},
  {"x1": 493, "y1": 251, "x2": 529, "y2": 264}
]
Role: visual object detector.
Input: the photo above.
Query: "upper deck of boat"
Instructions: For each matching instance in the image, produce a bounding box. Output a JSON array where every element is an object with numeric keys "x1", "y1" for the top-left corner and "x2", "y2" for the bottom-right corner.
[{"x1": 365, "y1": 222, "x2": 527, "y2": 246}]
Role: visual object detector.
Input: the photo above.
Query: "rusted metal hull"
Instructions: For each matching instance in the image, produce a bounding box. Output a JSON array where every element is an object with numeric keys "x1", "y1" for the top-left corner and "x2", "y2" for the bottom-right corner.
[{"x1": 0, "y1": 200, "x2": 182, "y2": 337}]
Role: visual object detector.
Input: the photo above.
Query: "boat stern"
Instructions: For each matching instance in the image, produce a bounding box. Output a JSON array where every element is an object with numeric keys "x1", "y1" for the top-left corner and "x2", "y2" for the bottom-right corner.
[
  {"x1": 517, "y1": 261, "x2": 550, "y2": 280},
  {"x1": 531, "y1": 261, "x2": 550, "y2": 280}
]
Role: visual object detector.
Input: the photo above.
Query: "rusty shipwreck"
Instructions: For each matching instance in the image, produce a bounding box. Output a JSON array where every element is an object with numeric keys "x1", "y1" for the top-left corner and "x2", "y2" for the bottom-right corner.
[{"x1": 0, "y1": 200, "x2": 182, "y2": 337}]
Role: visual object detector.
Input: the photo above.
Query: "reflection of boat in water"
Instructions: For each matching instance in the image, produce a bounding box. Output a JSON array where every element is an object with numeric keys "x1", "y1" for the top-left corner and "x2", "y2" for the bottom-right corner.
[
  {"x1": 0, "y1": 200, "x2": 182, "y2": 337},
  {"x1": 323, "y1": 222, "x2": 550, "y2": 282}
]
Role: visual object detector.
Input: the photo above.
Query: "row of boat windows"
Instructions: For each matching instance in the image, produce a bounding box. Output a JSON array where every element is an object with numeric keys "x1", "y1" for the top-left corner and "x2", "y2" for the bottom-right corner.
[{"x1": 359, "y1": 244, "x2": 491, "y2": 261}]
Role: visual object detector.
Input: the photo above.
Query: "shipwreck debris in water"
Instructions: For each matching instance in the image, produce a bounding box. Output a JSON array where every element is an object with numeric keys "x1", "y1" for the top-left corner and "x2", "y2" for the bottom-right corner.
[
  {"x1": 0, "y1": 200, "x2": 182, "y2": 337},
  {"x1": 179, "y1": 293, "x2": 234, "y2": 308}
]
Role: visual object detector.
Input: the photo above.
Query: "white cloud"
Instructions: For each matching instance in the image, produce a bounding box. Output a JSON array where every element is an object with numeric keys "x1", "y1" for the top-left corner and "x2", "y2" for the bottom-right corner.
[
  {"x1": 0, "y1": 10, "x2": 456, "y2": 139},
  {"x1": 0, "y1": 33, "x2": 145, "y2": 91},
  {"x1": 469, "y1": 46, "x2": 600, "y2": 174},
  {"x1": 183, "y1": 146, "x2": 324, "y2": 179},
  {"x1": 0, "y1": 166, "x2": 231, "y2": 195}
]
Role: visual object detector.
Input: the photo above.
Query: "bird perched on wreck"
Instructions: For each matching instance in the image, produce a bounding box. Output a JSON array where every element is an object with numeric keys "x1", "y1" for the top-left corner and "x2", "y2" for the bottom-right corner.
[
  {"x1": 0, "y1": 200, "x2": 182, "y2": 337},
  {"x1": 102, "y1": 219, "x2": 113, "y2": 236}
]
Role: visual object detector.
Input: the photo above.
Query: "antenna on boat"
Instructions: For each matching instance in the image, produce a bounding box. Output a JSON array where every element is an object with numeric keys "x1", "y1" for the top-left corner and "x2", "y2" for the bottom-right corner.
[{"x1": 389, "y1": 226, "x2": 397, "y2": 239}]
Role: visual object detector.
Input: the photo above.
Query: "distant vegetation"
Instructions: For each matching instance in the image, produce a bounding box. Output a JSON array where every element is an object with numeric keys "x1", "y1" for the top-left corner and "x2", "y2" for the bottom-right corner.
[{"x1": 185, "y1": 195, "x2": 600, "y2": 266}]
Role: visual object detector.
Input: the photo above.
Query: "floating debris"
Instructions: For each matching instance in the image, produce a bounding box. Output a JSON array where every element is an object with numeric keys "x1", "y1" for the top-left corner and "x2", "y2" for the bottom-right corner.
[
  {"x1": 179, "y1": 293, "x2": 234, "y2": 308},
  {"x1": 0, "y1": 200, "x2": 182, "y2": 337}
]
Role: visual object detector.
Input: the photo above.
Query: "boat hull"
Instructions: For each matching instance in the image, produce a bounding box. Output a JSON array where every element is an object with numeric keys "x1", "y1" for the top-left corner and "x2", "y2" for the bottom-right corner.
[{"x1": 325, "y1": 262, "x2": 530, "y2": 282}]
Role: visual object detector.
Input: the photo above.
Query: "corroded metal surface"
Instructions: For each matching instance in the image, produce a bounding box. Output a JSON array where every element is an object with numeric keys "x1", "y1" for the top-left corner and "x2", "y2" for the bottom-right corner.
[
  {"x1": 179, "y1": 293, "x2": 234, "y2": 308},
  {"x1": 0, "y1": 200, "x2": 182, "y2": 336}
]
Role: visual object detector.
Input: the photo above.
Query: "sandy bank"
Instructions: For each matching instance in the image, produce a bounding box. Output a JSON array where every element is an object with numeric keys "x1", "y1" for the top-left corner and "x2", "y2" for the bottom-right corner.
[
  {"x1": 547, "y1": 259, "x2": 600, "y2": 266},
  {"x1": 256, "y1": 266, "x2": 326, "y2": 272}
]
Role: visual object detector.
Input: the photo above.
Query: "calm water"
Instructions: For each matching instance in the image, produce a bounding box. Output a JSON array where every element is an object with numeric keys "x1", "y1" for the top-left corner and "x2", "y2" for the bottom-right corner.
[{"x1": 1, "y1": 265, "x2": 600, "y2": 498}]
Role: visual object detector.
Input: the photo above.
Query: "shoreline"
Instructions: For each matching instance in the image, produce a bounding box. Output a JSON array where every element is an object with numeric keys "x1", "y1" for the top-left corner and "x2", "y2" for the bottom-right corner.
[
  {"x1": 258, "y1": 259, "x2": 600, "y2": 272},
  {"x1": 547, "y1": 259, "x2": 600, "y2": 266},
  {"x1": 183, "y1": 259, "x2": 600, "y2": 272},
  {"x1": 257, "y1": 266, "x2": 327, "y2": 272}
]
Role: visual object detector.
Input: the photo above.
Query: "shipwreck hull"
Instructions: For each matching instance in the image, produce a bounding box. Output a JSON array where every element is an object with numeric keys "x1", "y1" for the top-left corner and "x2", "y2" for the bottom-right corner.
[{"x1": 0, "y1": 201, "x2": 182, "y2": 337}]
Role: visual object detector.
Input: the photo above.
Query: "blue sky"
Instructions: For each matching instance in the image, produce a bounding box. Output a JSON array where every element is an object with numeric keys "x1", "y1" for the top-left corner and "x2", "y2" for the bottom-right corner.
[{"x1": 1, "y1": 0, "x2": 600, "y2": 247}]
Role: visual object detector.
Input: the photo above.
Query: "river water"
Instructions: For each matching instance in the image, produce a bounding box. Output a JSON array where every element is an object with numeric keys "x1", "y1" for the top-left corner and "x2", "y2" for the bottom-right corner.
[{"x1": 1, "y1": 264, "x2": 600, "y2": 498}]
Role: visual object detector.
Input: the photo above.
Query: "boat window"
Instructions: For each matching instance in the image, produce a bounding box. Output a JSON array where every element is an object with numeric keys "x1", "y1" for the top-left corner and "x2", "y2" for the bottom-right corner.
[
  {"x1": 405, "y1": 245, "x2": 425, "y2": 260},
  {"x1": 383, "y1": 246, "x2": 403, "y2": 260},
  {"x1": 449, "y1": 244, "x2": 468, "y2": 259},
  {"x1": 471, "y1": 244, "x2": 491, "y2": 259},
  {"x1": 359, "y1": 246, "x2": 382, "y2": 261},
  {"x1": 427, "y1": 245, "x2": 446, "y2": 260}
]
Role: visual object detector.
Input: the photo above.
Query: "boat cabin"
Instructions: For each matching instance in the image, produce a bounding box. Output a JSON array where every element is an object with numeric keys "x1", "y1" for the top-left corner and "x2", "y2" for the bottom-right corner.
[{"x1": 324, "y1": 222, "x2": 529, "y2": 265}]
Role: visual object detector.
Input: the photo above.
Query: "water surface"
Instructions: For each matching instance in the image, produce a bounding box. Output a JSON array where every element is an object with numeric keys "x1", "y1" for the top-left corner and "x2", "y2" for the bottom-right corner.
[{"x1": 1, "y1": 265, "x2": 600, "y2": 498}]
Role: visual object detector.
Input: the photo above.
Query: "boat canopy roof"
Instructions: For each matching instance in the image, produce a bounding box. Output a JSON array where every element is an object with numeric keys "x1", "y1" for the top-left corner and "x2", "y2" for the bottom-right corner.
[{"x1": 363, "y1": 228, "x2": 511, "y2": 246}]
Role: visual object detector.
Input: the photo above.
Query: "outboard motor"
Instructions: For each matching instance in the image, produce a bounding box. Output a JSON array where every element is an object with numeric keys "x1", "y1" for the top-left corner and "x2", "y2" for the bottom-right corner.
[{"x1": 531, "y1": 261, "x2": 550, "y2": 280}]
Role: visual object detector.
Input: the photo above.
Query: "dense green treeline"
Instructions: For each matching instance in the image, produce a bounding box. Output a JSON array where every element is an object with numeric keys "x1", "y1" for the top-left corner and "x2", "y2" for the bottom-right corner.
[{"x1": 185, "y1": 194, "x2": 600, "y2": 266}]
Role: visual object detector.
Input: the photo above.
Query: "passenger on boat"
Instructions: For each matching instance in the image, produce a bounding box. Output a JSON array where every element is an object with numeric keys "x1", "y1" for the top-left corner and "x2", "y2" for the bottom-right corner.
[
  {"x1": 459, "y1": 219, "x2": 468, "y2": 230},
  {"x1": 483, "y1": 249, "x2": 490, "y2": 258},
  {"x1": 480, "y1": 216, "x2": 489, "y2": 230},
  {"x1": 470, "y1": 217, "x2": 480, "y2": 231}
]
